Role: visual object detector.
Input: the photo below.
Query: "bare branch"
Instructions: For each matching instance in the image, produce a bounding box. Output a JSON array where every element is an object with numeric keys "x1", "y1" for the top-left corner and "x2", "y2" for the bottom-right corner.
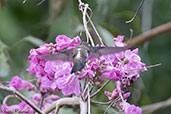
[
  {"x1": 141, "y1": 98, "x2": 171, "y2": 114},
  {"x1": 39, "y1": 96, "x2": 44, "y2": 109},
  {"x1": 127, "y1": 22, "x2": 171, "y2": 47},
  {"x1": 80, "y1": 98, "x2": 88, "y2": 114},
  {"x1": 103, "y1": 98, "x2": 118, "y2": 114},
  {"x1": 147, "y1": 63, "x2": 161, "y2": 69},
  {"x1": 86, "y1": 13, "x2": 104, "y2": 45},
  {"x1": 43, "y1": 97, "x2": 79, "y2": 114},
  {"x1": 3, "y1": 95, "x2": 16, "y2": 104},
  {"x1": 22, "y1": 0, "x2": 27, "y2": 3},
  {"x1": 91, "y1": 99, "x2": 111, "y2": 105},
  {"x1": 126, "y1": 0, "x2": 144, "y2": 23},
  {"x1": 0, "y1": 85, "x2": 44, "y2": 114},
  {"x1": 90, "y1": 80, "x2": 110, "y2": 98},
  {"x1": 87, "y1": 87, "x2": 91, "y2": 114},
  {"x1": 79, "y1": 1, "x2": 95, "y2": 46},
  {"x1": 37, "y1": 0, "x2": 46, "y2": 6},
  {"x1": 116, "y1": 81, "x2": 126, "y2": 105}
]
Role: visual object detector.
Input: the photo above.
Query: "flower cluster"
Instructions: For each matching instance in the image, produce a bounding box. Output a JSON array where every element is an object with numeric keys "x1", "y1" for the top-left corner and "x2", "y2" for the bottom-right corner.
[
  {"x1": 1, "y1": 76, "x2": 59, "y2": 114},
  {"x1": 1, "y1": 101, "x2": 34, "y2": 114},
  {"x1": 27, "y1": 35, "x2": 81, "y2": 96},
  {"x1": 124, "y1": 102, "x2": 142, "y2": 114},
  {"x1": 1, "y1": 35, "x2": 146, "y2": 114},
  {"x1": 9, "y1": 76, "x2": 35, "y2": 91}
]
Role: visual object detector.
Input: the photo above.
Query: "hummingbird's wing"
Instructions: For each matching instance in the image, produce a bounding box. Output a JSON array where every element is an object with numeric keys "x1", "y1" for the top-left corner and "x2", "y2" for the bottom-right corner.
[
  {"x1": 38, "y1": 49, "x2": 73, "y2": 61},
  {"x1": 89, "y1": 46, "x2": 128, "y2": 58}
]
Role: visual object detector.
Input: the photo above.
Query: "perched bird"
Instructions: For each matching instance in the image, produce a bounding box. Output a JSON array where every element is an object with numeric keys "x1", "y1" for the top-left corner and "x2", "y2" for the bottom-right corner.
[{"x1": 39, "y1": 43, "x2": 129, "y2": 73}]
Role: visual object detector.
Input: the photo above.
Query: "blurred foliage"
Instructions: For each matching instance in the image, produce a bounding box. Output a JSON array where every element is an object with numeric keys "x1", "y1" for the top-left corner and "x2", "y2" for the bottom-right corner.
[{"x1": 0, "y1": 0, "x2": 171, "y2": 114}]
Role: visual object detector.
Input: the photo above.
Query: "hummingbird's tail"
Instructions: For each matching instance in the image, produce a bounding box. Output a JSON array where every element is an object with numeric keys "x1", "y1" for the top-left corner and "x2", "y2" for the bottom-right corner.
[{"x1": 71, "y1": 60, "x2": 86, "y2": 73}]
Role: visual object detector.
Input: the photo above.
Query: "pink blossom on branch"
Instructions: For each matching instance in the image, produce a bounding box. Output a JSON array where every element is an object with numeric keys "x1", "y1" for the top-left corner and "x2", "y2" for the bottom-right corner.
[
  {"x1": 1, "y1": 101, "x2": 34, "y2": 114},
  {"x1": 26, "y1": 35, "x2": 147, "y2": 96},
  {"x1": 27, "y1": 35, "x2": 82, "y2": 96},
  {"x1": 124, "y1": 103, "x2": 142, "y2": 114},
  {"x1": 9, "y1": 76, "x2": 35, "y2": 91},
  {"x1": 1, "y1": 35, "x2": 147, "y2": 113}
]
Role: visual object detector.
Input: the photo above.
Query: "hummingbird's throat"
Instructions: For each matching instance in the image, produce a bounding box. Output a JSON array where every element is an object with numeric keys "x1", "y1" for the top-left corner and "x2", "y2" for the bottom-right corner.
[{"x1": 75, "y1": 48, "x2": 82, "y2": 59}]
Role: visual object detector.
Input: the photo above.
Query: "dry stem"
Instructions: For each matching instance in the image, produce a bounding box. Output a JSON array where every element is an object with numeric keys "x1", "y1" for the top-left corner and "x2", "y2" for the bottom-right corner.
[{"x1": 128, "y1": 22, "x2": 171, "y2": 47}]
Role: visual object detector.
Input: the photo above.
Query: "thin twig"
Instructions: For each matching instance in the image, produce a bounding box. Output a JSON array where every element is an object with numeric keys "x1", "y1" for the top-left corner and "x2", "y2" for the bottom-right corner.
[
  {"x1": 87, "y1": 86, "x2": 91, "y2": 114},
  {"x1": 127, "y1": 22, "x2": 171, "y2": 47},
  {"x1": 37, "y1": 0, "x2": 46, "y2": 6},
  {"x1": 103, "y1": 98, "x2": 119, "y2": 114},
  {"x1": 22, "y1": 0, "x2": 27, "y2": 3},
  {"x1": 91, "y1": 99, "x2": 111, "y2": 105},
  {"x1": 39, "y1": 96, "x2": 44, "y2": 109},
  {"x1": 82, "y1": 82, "x2": 90, "y2": 100},
  {"x1": 129, "y1": 28, "x2": 133, "y2": 40},
  {"x1": 86, "y1": 13, "x2": 104, "y2": 45},
  {"x1": 3, "y1": 95, "x2": 16, "y2": 104},
  {"x1": 126, "y1": 28, "x2": 134, "y2": 46},
  {"x1": 0, "y1": 85, "x2": 44, "y2": 114},
  {"x1": 43, "y1": 97, "x2": 79, "y2": 114},
  {"x1": 90, "y1": 80, "x2": 110, "y2": 98},
  {"x1": 79, "y1": 1, "x2": 95, "y2": 46},
  {"x1": 141, "y1": 98, "x2": 171, "y2": 114},
  {"x1": 116, "y1": 81, "x2": 126, "y2": 106},
  {"x1": 147, "y1": 63, "x2": 161, "y2": 69},
  {"x1": 126, "y1": 0, "x2": 144, "y2": 23}
]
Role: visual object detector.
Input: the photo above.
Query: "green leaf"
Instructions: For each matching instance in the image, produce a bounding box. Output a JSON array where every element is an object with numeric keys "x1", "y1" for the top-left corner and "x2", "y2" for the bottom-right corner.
[
  {"x1": 23, "y1": 36, "x2": 45, "y2": 46},
  {"x1": 0, "y1": 45, "x2": 7, "y2": 63},
  {"x1": 0, "y1": 45, "x2": 10, "y2": 77},
  {"x1": 47, "y1": 0, "x2": 76, "y2": 42},
  {"x1": 59, "y1": 107, "x2": 77, "y2": 114},
  {"x1": 0, "y1": 40, "x2": 8, "y2": 49},
  {"x1": 97, "y1": 26, "x2": 114, "y2": 46},
  {"x1": 0, "y1": 62, "x2": 10, "y2": 77},
  {"x1": 0, "y1": 10, "x2": 22, "y2": 46},
  {"x1": 120, "y1": 11, "x2": 142, "y2": 34}
]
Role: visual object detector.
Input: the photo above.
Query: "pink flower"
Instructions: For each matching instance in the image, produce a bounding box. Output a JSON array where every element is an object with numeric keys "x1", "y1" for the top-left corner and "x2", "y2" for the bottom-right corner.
[
  {"x1": 105, "y1": 88, "x2": 130, "y2": 100},
  {"x1": 78, "y1": 69, "x2": 94, "y2": 79},
  {"x1": 18, "y1": 102, "x2": 34, "y2": 113},
  {"x1": 124, "y1": 103, "x2": 142, "y2": 114},
  {"x1": 9, "y1": 76, "x2": 35, "y2": 91},
  {"x1": 56, "y1": 74, "x2": 80, "y2": 96},
  {"x1": 101, "y1": 66, "x2": 121, "y2": 81},
  {"x1": 68, "y1": 36, "x2": 81, "y2": 49},
  {"x1": 55, "y1": 35, "x2": 71, "y2": 50},
  {"x1": 125, "y1": 49, "x2": 141, "y2": 63},
  {"x1": 40, "y1": 76, "x2": 54, "y2": 93},
  {"x1": 54, "y1": 62, "x2": 72, "y2": 79},
  {"x1": 1, "y1": 102, "x2": 34, "y2": 114},
  {"x1": 36, "y1": 44, "x2": 50, "y2": 55},
  {"x1": 49, "y1": 95, "x2": 59, "y2": 100},
  {"x1": 123, "y1": 92, "x2": 131, "y2": 99},
  {"x1": 8, "y1": 76, "x2": 23, "y2": 91},
  {"x1": 22, "y1": 80, "x2": 35, "y2": 91},
  {"x1": 31, "y1": 94, "x2": 41, "y2": 103},
  {"x1": 113, "y1": 35, "x2": 126, "y2": 47}
]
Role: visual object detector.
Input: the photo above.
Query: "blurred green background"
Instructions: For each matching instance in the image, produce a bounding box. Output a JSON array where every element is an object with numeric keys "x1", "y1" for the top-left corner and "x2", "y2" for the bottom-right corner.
[{"x1": 0, "y1": 0, "x2": 171, "y2": 114}]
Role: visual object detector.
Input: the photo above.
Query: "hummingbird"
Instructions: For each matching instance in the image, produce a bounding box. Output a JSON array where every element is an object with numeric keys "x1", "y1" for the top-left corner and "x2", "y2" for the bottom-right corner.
[{"x1": 39, "y1": 43, "x2": 129, "y2": 73}]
